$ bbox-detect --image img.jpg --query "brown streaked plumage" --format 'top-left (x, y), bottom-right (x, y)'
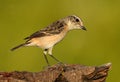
top-left (24, 20), bottom-right (66, 40)
top-left (11, 15), bottom-right (86, 66)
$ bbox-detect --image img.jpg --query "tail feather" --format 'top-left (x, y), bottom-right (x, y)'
top-left (11, 42), bottom-right (29, 51)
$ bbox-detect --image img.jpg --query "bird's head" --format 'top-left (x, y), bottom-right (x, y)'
top-left (64, 15), bottom-right (86, 31)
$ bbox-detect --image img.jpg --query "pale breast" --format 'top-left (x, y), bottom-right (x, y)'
top-left (29, 27), bottom-right (68, 49)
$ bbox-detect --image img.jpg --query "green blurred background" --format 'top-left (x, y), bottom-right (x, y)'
top-left (0, 0), bottom-right (120, 81)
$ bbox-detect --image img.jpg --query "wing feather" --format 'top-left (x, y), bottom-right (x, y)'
top-left (24, 20), bottom-right (66, 40)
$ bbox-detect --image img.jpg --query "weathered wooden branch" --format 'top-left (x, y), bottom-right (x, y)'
top-left (0, 63), bottom-right (111, 82)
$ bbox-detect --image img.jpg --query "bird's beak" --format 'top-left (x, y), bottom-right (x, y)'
top-left (81, 26), bottom-right (87, 31)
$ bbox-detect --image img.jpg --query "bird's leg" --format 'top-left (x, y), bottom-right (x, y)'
top-left (48, 47), bottom-right (63, 64)
top-left (49, 55), bottom-right (61, 63)
top-left (43, 49), bottom-right (50, 66)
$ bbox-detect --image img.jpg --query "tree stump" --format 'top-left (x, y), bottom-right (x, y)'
top-left (0, 63), bottom-right (111, 82)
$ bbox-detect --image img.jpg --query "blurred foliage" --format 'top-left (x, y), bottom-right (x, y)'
top-left (0, 0), bottom-right (120, 82)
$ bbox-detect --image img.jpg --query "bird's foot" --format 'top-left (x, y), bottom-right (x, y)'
top-left (57, 62), bottom-right (66, 67)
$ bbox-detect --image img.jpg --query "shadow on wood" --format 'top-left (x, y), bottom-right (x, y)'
top-left (0, 63), bottom-right (111, 82)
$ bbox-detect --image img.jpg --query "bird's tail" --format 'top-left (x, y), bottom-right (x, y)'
top-left (11, 42), bottom-right (30, 51)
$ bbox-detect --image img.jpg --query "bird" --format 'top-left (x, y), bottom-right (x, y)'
top-left (11, 15), bottom-right (86, 66)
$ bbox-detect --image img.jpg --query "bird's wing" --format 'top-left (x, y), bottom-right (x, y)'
top-left (24, 20), bottom-right (65, 40)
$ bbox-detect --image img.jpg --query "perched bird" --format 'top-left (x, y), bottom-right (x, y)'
top-left (11, 15), bottom-right (86, 66)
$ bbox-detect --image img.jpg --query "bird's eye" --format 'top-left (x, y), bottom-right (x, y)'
top-left (75, 18), bottom-right (79, 22)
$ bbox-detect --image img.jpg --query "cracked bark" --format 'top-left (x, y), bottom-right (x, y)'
top-left (0, 63), bottom-right (111, 82)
